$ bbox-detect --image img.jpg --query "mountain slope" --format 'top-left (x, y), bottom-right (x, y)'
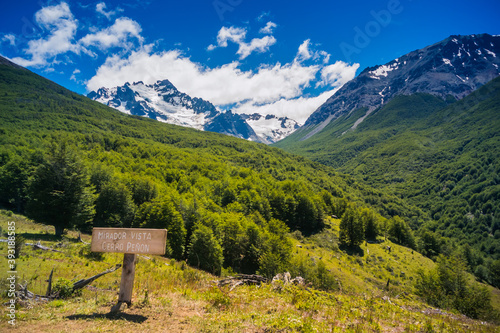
top-left (0, 54), bottom-right (427, 242)
top-left (2, 214), bottom-right (499, 332)
top-left (277, 75), bottom-right (500, 277)
top-left (274, 34), bottom-right (500, 281)
top-left (281, 34), bottom-right (500, 142)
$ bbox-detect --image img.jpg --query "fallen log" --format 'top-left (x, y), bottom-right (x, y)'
top-left (28, 241), bottom-right (63, 253)
top-left (214, 274), bottom-right (268, 291)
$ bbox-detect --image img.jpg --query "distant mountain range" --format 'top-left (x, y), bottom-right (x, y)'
top-left (88, 80), bottom-right (299, 143)
top-left (88, 34), bottom-right (499, 145)
top-left (286, 33), bottom-right (500, 141)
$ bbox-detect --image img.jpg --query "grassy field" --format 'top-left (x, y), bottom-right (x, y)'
top-left (1, 213), bottom-right (499, 332)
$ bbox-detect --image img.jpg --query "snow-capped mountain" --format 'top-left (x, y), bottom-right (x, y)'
top-left (88, 80), bottom-right (299, 143)
top-left (241, 114), bottom-right (300, 144)
top-left (296, 34), bottom-right (500, 140)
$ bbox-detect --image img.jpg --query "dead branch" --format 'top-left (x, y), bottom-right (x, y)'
top-left (72, 264), bottom-right (122, 291)
top-left (78, 233), bottom-right (89, 245)
top-left (18, 283), bottom-right (54, 302)
top-left (271, 272), bottom-right (307, 290)
top-left (46, 268), bottom-right (54, 296)
top-left (16, 264), bottom-right (122, 302)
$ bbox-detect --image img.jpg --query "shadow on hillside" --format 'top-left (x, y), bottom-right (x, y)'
top-left (66, 312), bottom-right (148, 323)
top-left (339, 245), bottom-right (365, 257)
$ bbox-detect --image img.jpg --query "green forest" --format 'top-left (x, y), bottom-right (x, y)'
top-left (0, 62), bottom-right (417, 275)
top-left (276, 79), bottom-right (500, 287)
top-left (0, 61), bottom-right (499, 321)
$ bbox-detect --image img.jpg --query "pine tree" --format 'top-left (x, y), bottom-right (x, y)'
top-left (26, 141), bottom-right (95, 236)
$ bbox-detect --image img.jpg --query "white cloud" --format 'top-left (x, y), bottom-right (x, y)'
top-left (87, 46), bottom-right (318, 105)
top-left (237, 35), bottom-right (276, 59)
top-left (320, 51), bottom-right (331, 64)
top-left (86, 41), bottom-right (358, 122)
top-left (2, 34), bottom-right (16, 46)
top-left (11, 2), bottom-right (80, 67)
top-left (232, 89), bottom-right (338, 124)
top-left (213, 25), bottom-right (276, 59)
top-left (70, 68), bottom-right (81, 81)
top-left (10, 2), bottom-right (142, 67)
top-left (217, 26), bottom-right (247, 47)
top-left (257, 12), bottom-right (270, 22)
top-left (296, 39), bottom-right (331, 64)
top-left (80, 17), bottom-right (143, 50)
top-left (297, 39), bottom-right (312, 61)
top-left (317, 61), bottom-right (360, 88)
top-left (259, 21), bottom-right (277, 34)
top-left (96, 2), bottom-right (119, 20)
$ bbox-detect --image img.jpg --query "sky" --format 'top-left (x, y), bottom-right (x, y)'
top-left (1, 0), bottom-right (499, 123)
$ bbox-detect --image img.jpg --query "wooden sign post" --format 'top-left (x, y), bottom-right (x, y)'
top-left (91, 227), bottom-right (167, 313)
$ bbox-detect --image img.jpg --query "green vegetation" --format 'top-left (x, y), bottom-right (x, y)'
top-left (1, 211), bottom-right (499, 331)
top-left (338, 203), bottom-right (365, 247)
top-left (276, 79), bottom-right (500, 286)
top-left (0, 61), bottom-right (499, 327)
top-left (0, 61), bottom-right (418, 279)
top-left (416, 255), bottom-right (493, 320)
top-left (26, 141), bottom-right (95, 236)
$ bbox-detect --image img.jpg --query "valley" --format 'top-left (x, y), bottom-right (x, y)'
top-left (0, 32), bottom-right (499, 331)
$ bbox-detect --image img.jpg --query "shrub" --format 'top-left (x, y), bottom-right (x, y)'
top-left (53, 278), bottom-right (82, 299)
top-left (78, 244), bottom-right (104, 261)
top-left (414, 255), bottom-right (493, 320)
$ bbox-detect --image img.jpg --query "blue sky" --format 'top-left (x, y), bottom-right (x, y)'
top-left (1, 0), bottom-right (499, 122)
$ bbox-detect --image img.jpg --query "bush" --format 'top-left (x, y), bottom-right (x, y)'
top-left (415, 255), bottom-right (493, 320)
top-left (289, 256), bottom-right (338, 291)
top-left (53, 278), bottom-right (82, 299)
top-left (78, 244), bottom-right (104, 261)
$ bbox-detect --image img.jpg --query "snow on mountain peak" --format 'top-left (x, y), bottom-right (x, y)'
top-left (88, 80), bottom-right (299, 143)
top-left (369, 62), bottom-right (399, 79)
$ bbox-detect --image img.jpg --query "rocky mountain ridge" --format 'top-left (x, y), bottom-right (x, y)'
top-left (88, 80), bottom-right (299, 143)
top-left (295, 33), bottom-right (500, 140)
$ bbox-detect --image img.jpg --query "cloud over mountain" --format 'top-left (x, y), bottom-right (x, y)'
top-left (5, 1), bottom-right (359, 123)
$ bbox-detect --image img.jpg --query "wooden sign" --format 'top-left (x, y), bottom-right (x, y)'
top-left (90, 227), bottom-right (167, 313)
top-left (91, 227), bottom-right (167, 255)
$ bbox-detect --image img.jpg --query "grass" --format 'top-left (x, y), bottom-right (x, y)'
top-left (291, 217), bottom-right (437, 295)
top-left (1, 213), bottom-right (499, 332)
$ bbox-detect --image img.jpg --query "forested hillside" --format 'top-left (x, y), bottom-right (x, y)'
top-left (276, 78), bottom-right (500, 285)
top-left (0, 59), bottom-right (424, 276)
